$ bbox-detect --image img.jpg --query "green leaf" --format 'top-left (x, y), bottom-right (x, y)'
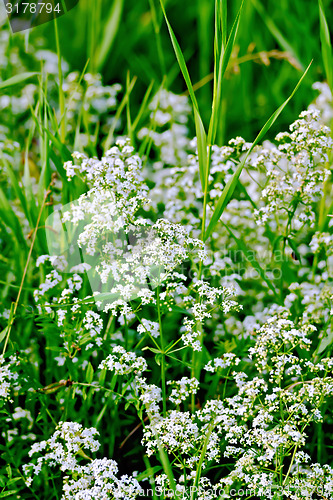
top-left (0, 188), bottom-right (26, 247)
top-left (86, 362), bottom-right (94, 384)
top-left (223, 223), bottom-right (280, 301)
top-left (98, 367), bottom-right (107, 387)
top-left (319, 0), bottom-right (333, 92)
top-left (208, 0), bottom-right (244, 146)
top-left (135, 465), bottom-right (161, 482)
top-left (204, 61), bottom-right (312, 241)
top-left (287, 238), bottom-right (302, 263)
top-left (142, 347), bottom-right (161, 354)
top-left (0, 326), bottom-right (8, 344)
top-left (160, 0), bottom-right (208, 190)
top-left (0, 491), bottom-right (19, 498)
top-left (96, 0), bottom-right (124, 71)
top-left (317, 330), bottom-right (333, 354)
top-left (0, 72), bottom-right (38, 90)
top-left (251, 0), bottom-right (303, 70)
top-left (154, 353), bottom-right (162, 366)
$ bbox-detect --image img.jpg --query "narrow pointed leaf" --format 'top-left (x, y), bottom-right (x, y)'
top-left (96, 0), bottom-right (124, 71)
top-left (204, 61), bottom-right (311, 241)
top-left (251, 0), bottom-right (303, 70)
top-left (223, 223), bottom-right (280, 300)
top-left (0, 72), bottom-right (38, 90)
top-left (319, 0), bottom-right (333, 91)
top-left (160, 0), bottom-right (207, 189)
top-left (208, 0), bottom-right (243, 146)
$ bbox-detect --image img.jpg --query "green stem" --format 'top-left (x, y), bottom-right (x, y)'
top-left (156, 287), bottom-right (166, 416)
top-left (54, 15), bottom-right (66, 143)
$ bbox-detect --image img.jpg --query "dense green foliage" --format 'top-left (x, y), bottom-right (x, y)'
top-left (1, 1), bottom-right (333, 499)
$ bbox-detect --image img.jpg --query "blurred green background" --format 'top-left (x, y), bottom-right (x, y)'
top-left (9, 0), bottom-right (333, 142)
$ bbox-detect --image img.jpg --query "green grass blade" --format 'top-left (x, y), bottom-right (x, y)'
top-left (160, 0), bottom-right (207, 189)
top-left (216, 0), bottom-right (227, 51)
top-left (204, 61), bottom-right (311, 241)
top-left (159, 0), bottom-right (198, 108)
top-left (54, 16), bottom-right (66, 143)
top-left (156, 442), bottom-right (177, 494)
top-left (223, 223), bottom-right (280, 300)
top-left (132, 80), bottom-right (154, 132)
top-left (319, 0), bottom-right (333, 91)
top-left (194, 110), bottom-right (208, 191)
top-left (251, 0), bottom-right (304, 71)
top-left (0, 188), bottom-right (27, 247)
top-left (0, 72), bottom-right (38, 90)
top-left (96, 0), bottom-right (124, 72)
top-left (104, 76), bottom-right (137, 151)
top-left (3, 159), bottom-right (32, 227)
top-left (208, 0), bottom-right (243, 146)
top-left (149, 0), bottom-right (166, 77)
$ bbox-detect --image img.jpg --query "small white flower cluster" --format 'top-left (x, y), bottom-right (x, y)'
top-left (53, 72), bottom-right (121, 150)
top-left (253, 109), bottom-right (332, 232)
top-left (83, 310), bottom-right (103, 337)
top-left (62, 457), bottom-right (143, 499)
top-left (63, 72), bottom-right (121, 123)
top-left (286, 280), bottom-right (333, 326)
top-left (135, 376), bottom-right (162, 416)
top-left (142, 410), bottom-right (200, 461)
top-left (23, 421), bottom-right (143, 499)
top-left (99, 345), bottom-right (147, 375)
top-left (142, 311), bottom-right (333, 496)
top-left (138, 89), bottom-right (191, 166)
top-left (155, 473), bottom-right (223, 500)
top-left (23, 421), bottom-right (100, 480)
top-left (180, 318), bottom-right (202, 351)
top-left (204, 353), bottom-right (240, 373)
top-left (0, 355), bottom-right (19, 402)
top-left (137, 318), bottom-right (160, 338)
top-left (248, 313), bottom-right (313, 372)
top-left (53, 139), bottom-right (209, 312)
top-left (310, 81), bottom-right (333, 125)
top-left (167, 377), bottom-right (199, 405)
top-left (310, 231), bottom-right (333, 256)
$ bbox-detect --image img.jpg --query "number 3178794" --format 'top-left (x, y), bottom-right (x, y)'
top-left (5, 3), bottom-right (62, 14)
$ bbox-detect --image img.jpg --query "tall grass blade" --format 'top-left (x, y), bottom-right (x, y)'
top-left (149, 0), bottom-right (166, 77)
top-left (54, 15), bottom-right (66, 142)
top-left (208, 0), bottom-right (243, 146)
top-left (104, 75), bottom-right (137, 151)
top-left (223, 223), bottom-right (280, 300)
top-left (204, 61), bottom-right (312, 241)
top-left (319, 0), bottom-right (333, 91)
top-left (96, 0), bottom-right (124, 72)
top-left (160, 0), bottom-right (208, 190)
top-left (251, 0), bottom-right (304, 71)
top-left (0, 72), bottom-right (38, 90)
top-left (0, 188), bottom-right (27, 247)
top-left (132, 80), bottom-right (154, 132)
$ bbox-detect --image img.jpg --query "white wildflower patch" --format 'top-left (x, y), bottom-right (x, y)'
top-left (252, 109), bottom-right (332, 233)
top-left (204, 353), bottom-right (241, 372)
top-left (137, 319), bottom-right (160, 338)
top-left (167, 377), bottom-right (199, 405)
top-left (0, 355), bottom-right (19, 401)
top-left (23, 422), bottom-right (143, 498)
top-left (99, 346), bottom-right (147, 375)
top-left (43, 139), bottom-right (208, 312)
top-left (3, 27), bottom-right (333, 499)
